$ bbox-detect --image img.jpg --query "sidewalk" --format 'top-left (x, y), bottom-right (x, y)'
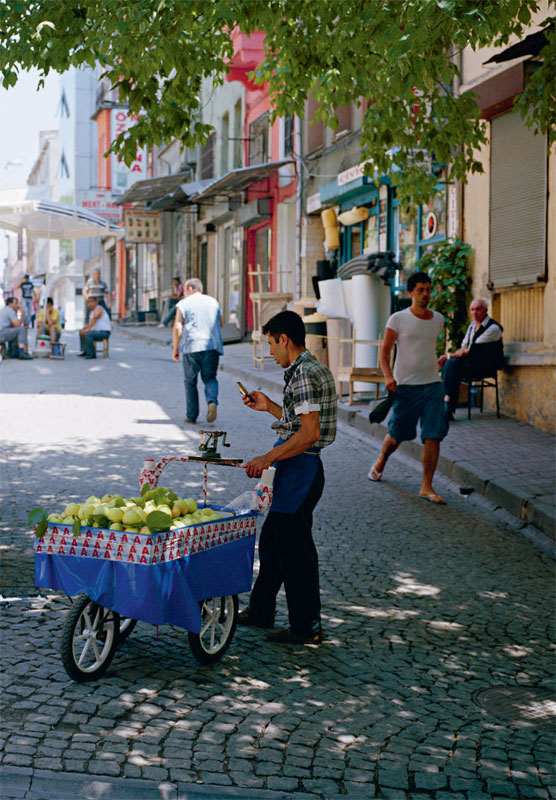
top-left (118, 323), bottom-right (555, 547)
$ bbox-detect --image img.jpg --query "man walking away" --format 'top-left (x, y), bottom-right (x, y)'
top-left (369, 271), bottom-right (448, 504)
top-left (172, 278), bottom-right (223, 424)
top-left (17, 274), bottom-right (34, 352)
top-left (83, 269), bottom-right (110, 323)
top-left (238, 310), bottom-right (337, 645)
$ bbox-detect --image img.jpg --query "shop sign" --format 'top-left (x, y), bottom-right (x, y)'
top-left (338, 159), bottom-right (374, 187)
top-left (447, 184), bottom-right (458, 239)
top-left (423, 211), bottom-right (438, 239)
top-left (306, 192), bottom-right (322, 214)
top-left (124, 210), bottom-right (162, 243)
top-left (111, 109), bottom-right (148, 197)
top-left (378, 184), bottom-right (388, 251)
top-left (76, 190), bottom-right (122, 223)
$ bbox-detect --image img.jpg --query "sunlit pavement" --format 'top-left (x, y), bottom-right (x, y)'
top-left (1, 329), bottom-right (554, 800)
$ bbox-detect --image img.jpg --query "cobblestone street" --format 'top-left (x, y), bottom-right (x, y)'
top-left (1, 331), bottom-right (554, 800)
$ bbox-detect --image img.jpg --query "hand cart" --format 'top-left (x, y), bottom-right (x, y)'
top-left (33, 431), bottom-right (273, 682)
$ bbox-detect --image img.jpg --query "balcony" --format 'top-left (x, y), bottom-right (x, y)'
top-left (225, 30), bottom-right (266, 91)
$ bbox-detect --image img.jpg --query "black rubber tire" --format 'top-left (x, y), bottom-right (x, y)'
top-left (61, 593), bottom-right (120, 682)
top-left (118, 617), bottom-right (138, 643)
top-left (188, 595), bottom-right (238, 664)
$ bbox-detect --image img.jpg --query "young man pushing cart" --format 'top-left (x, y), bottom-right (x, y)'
top-left (239, 310), bottom-right (337, 645)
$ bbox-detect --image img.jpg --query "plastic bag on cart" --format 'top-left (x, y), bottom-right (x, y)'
top-left (225, 467), bottom-right (275, 515)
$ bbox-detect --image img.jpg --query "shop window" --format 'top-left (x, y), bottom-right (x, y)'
top-left (363, 213), bottom-right (379, 255)
top-left (396, 207), bottom-right (418, 271)
top-left (200, 133), bottom-right (215, 179)
top-left (283, 115), bottom-right (295, 157)
top-left (333, 104), bottom-right (353, 139)
top-left (249, 112), bottom-right (269, 166)
top-left (220, 113), bottom-right (229, 175)
top-left (306, 93), bottom-right (325, 153)
top-left (420, 191), bottom-right (446, 242)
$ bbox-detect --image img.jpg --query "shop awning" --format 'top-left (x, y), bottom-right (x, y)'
top-left (150, 180), bottom-right (213, 211)
top-left (483, 25), bottom-right (551, 64)
top-left (0, 192), bottom-right (119, 239)
top-left (191, 161), bottom-right (294, 202)
top-left (115, 171), bottom-right (193, 205)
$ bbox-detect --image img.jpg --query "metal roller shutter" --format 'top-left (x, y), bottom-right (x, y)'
top-left (489, 111), bottom-right (547, 287)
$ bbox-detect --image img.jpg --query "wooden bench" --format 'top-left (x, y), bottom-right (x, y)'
top-left (337, 334), bottom-right (388, 405)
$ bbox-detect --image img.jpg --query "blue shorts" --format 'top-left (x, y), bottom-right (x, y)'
top-left (388, 383), bottom-right (448, 443)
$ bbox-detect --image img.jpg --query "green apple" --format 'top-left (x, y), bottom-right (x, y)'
top-left (122, 508), bottom-right (143, 526)
top-left (101, 494), bottom-right (113, 503)
top-left (106, 507), bottom-right (124, 523)
top-left (85, 496), bottom-right (100, 505)
top-left (110, 522), bottom-right (123, 531)
top-left (139, 525), bottom-right (152, 535)
top-left (186, 498), bottom-right (197, 514)
top-left (63, 503), bottom-right (81, 517)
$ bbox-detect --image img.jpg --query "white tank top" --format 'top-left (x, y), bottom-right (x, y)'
top-left (91, 307), bottom-right (112, 333)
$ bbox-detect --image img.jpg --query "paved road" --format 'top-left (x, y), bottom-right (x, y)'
top-left (1, 330), bottom-right (554, 800)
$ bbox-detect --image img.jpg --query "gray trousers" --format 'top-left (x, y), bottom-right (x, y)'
top-left (0, 327), bottom-right (25, 357)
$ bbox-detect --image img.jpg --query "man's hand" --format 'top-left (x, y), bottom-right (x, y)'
top-left (172, 349), bottom-right (180, 362)
top-left (437, 354), bottom-right (448, 367)
top-left (242, 390), bottom-right (270, 412)
top-left (243, 453), bottom-right (275, 479)
top-left (385, 376), bottom-right (397, 393)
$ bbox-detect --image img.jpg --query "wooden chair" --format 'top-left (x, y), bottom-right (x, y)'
top-left (337, 333), bottom-right (387, 405)
top-left (248, 266), bottom-right (293, 369)
top-left (95, 337), bottom-right (110, 358)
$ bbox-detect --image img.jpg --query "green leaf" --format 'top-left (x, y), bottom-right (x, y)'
top-left (28, 508), bottom-right (47, 526)
top-left (72, 518), bottom-right (82, 538)
top-left (146, 510), bottom-right (172, 532)
top-left (35, 519), bottom-right (48, 538)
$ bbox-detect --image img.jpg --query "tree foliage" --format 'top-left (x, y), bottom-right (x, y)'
top-left (416, 239), bottom-right (473, 353)
top-left (1, 0), bottom-right (554, 204)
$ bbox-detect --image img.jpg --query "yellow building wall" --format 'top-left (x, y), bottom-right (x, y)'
top-left (460, 6), bottom-right (555, 434)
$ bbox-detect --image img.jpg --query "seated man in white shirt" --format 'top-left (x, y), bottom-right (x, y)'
top-left (438, 298), bottom-right (503, 420)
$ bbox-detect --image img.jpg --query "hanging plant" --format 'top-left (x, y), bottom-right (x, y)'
top-left (415, 239), bottom-right (473, 355)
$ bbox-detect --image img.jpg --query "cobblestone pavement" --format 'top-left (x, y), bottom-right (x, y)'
top-left (1, 330), bottom-right (555, 800)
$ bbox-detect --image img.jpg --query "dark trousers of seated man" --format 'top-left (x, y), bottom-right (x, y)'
top-left (442, 355), bottom-right (477, 413)
top-left (80, 330), bottom-right (109, 358)
top-left (249, 460), bottom-right (324, 636)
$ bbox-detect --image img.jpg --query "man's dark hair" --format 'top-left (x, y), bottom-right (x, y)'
top-left (173, 276), bottom-right (181, 282)
top-left (407, 271), bottom-right (431, 292)
top-left (263, 310), bottom-right (306, 346)
top-left (47, 297), bottom-right (54, 305)
top-left (6, 296), bottom-right (16, 306)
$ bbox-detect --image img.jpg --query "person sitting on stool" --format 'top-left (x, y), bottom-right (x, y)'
top-left (438, 298), bottom-right (503, 420)
top-left (36, 297), bottom-right (62, 344)
top-left (79, 297), bottom-right (111, 359)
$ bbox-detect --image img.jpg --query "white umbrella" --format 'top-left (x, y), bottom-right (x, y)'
top-left (0, 192), bottom-right (118, 239)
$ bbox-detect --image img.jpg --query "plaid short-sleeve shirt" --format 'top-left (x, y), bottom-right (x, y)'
top-left (271, 349), bottom-right (337, 449)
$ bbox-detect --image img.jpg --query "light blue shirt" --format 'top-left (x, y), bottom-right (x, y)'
top-left (177, 292), bottom-right (223, 355)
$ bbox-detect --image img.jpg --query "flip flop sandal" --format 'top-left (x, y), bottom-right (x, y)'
top-left (368, 465), bottom-right (383, 482)
top-left (419, 493), bottom-right (446, 505)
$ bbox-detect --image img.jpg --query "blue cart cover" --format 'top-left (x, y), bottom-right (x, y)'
top-left (34, 510), bottom-right (256, 634)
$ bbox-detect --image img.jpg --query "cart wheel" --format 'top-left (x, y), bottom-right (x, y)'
top-left (118, 617), bottom-right (138, 643)
top-left (61, 593), bottom-right (120, 682)
top-left (188, 595), bottom-right (238, 664)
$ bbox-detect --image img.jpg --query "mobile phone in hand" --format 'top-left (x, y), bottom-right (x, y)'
top-left (237, 381), bottom-right (254, 402)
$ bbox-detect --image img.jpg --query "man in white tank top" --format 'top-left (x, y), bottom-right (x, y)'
top-left (79, 297), bottom-right (112, 359)
top-left (369, 271), bottom-right (449, 504)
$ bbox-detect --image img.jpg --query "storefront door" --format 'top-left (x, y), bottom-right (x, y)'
top-left (246, 222), bottom-right (271, 330)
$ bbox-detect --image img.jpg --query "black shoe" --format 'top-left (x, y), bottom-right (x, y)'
top-left (85, 355), bottom-right (96, 359)
top-left (77, 352), bottom-right (87, 357)
top-left (19, 352), bottom-right (34, 360)
top-left (237, 609), bottom-right (274, 629)
top-left (267, 628), bottom-right (325, 645)
top-left (444, 403), bottom-right (455, 421)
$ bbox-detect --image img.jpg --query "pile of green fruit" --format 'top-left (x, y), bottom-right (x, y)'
top-left (29, 485), bottom-right (225, 538)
